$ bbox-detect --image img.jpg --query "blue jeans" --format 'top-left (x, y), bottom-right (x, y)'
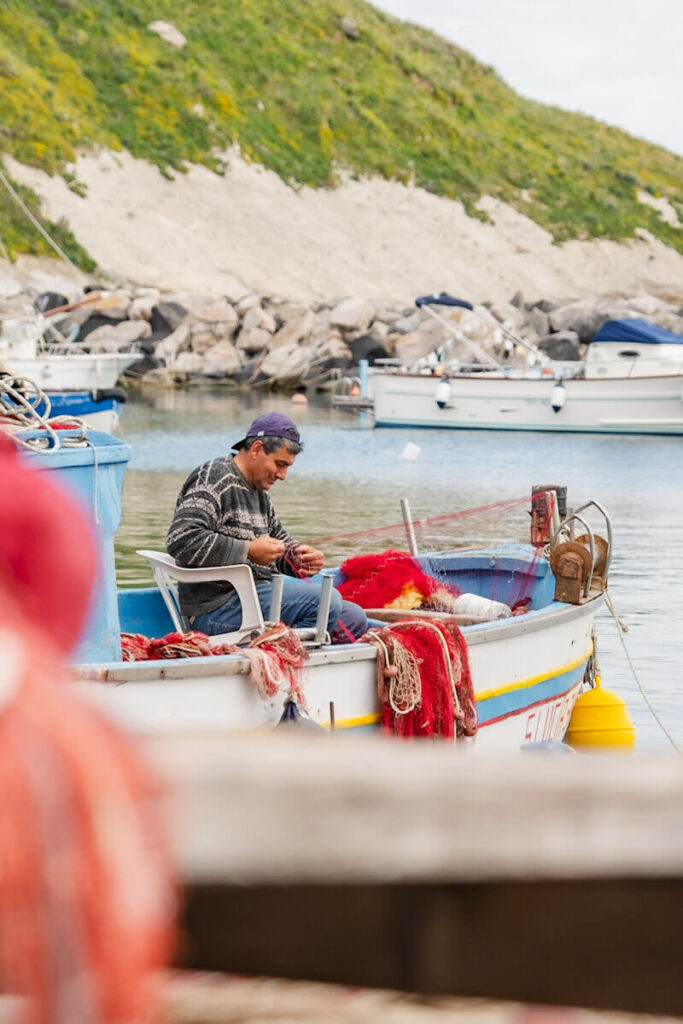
top-left (191, 576), bottom-right (368, 644)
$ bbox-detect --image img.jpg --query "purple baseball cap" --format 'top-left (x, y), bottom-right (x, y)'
top-left (232, 412), bottom-right (302, 451)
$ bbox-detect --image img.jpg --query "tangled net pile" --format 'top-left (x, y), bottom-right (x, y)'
top-left (122, 624), bottom-right (308, 706)
top-left (364, 619), bottom-right (477, 740)
top-left (336, 549), bottom-right (460, 611)
top-left (121, 630), bottom-right (236, 660)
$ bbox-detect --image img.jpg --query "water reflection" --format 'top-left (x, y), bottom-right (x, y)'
top-left (116, 388), bottom-right (683, 752)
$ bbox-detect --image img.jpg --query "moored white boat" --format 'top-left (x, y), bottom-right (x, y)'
top-left (0, 307), bottom-right (136, 431)
top-left (370, 367), bottom-right (683, 435)
top-left (342, 295), bottom-right (683, 435)
top-left (18, 427), bottom-right (608, 751)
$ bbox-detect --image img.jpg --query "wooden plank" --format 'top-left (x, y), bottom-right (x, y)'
top-left (149, 734), bottom-right (683, 884)
top-left (145, 734), bottom-right (683, 1013)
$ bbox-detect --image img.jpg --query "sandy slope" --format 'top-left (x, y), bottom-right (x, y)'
top-left (4, 149), bottom-right (683, 305)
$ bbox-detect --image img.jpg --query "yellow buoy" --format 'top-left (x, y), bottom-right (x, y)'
top-left (567, 676), bottom-right (636, 751)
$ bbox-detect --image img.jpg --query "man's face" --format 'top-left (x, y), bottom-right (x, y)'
top-left (248, 442), bottom-right (296, 490)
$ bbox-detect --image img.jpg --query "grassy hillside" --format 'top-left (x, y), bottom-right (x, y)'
top-left (1, 0), bottom-right (682, 269)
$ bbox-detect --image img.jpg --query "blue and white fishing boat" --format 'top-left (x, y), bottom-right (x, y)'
top-left (21, 428), bottom-right (610, 751)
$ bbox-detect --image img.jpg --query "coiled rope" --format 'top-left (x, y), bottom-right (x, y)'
top-left (0, 373), bottom-right (100, 520)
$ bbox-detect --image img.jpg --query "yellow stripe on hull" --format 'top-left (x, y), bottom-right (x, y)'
top-left (323, 712), bottom-right (382, 730)
top-left (475, 641), bottom-right (593, 702)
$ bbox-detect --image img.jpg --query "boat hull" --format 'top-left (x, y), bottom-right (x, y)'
top-left (78, 595), bottom-right (601, 752)
top-left (370, 371), bottom-right (683, 435)
top-left (5, 352), bottom-right (138, 391)
top-left (47, 390), bottom-right (123, 433)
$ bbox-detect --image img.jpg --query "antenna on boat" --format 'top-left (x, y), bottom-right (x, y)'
top-left (400, 498), bottom-right (419, 556)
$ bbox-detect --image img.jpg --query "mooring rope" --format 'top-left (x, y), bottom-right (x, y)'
top-left (604, 592), bottom-right (682, 756)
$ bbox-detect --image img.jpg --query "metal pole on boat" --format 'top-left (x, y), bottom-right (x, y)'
top-left (358, 359), bottom-right (369, 429)
top-left (400, 498), bottom-right (419, 556)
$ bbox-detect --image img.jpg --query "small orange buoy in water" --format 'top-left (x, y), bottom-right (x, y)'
top-left (349, 383), bottom-right (360, 397)
top-left (291, 387), bottom-right (308, 405)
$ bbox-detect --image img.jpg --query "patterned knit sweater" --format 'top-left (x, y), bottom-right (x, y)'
top-left (166, 456), bottom-right (296, 616)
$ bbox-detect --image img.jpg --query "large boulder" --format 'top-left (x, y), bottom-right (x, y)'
top-left (241, 304), bottom-right (265, 331)
top-left (350, 334), bottom-right (388, 365)
top-left (522, 308), bottom-right (550, 338)
top-left (202, 340), bottom-right (243, 377)
top-left (538, 331), bottom-right (581, 361)
top-left (393, 331), bottom-right (434, 364)
top-left (270, 310), bottom-right (315, 348)
top-left (194, 299), bottom-right (239, 330)
top-left (237, 327), bottom-right (271, 354)
top-left (417, 317), bottom-right (450, 352)
top-left (260, 341), bottom-right (311, 382)
top-left (190, 327), bottom-right (224, 355)
top-left (549, 300), bottom-right (639, 341)
top-left (155, 322), bottom-right (191, 362)
top-left (330, 298), bottom-right (374, 333)
top-left (86, 319), bottom-right (152, 351)
top-left (174, 351), bottom-right (206, 374)
top-left (391, 312), bottom-right (421, 335)
top-left (622, 295), bottom-right (666, 316)
top-left (128, 292), bottom-right (160, 321)
top-left (315, 336), bottom-right (353, 361)
top-left (152, 299), bottom-right (189, 332)
top-left (650, 311), bottom-right (683, 336)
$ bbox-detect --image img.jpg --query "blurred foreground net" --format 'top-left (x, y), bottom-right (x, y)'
top-left (0, 433), bottom-right (175, 1023)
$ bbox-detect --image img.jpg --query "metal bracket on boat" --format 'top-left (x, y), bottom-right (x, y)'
top-left (268, 572), bottom-right (332, 646)
top-left (270, 574), bottom-right (284, 624)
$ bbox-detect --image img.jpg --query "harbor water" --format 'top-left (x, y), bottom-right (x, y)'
top-left (115, 388), bottom-right (683, 753)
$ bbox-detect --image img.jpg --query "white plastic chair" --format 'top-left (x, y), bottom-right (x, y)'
top-left (136, 549), bottom-right (275, 646)
top-left (136, 550), bottom-right (333, 647)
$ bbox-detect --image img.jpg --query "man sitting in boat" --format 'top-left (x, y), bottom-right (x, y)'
top-left (166, 411), bottom-right (368, 643)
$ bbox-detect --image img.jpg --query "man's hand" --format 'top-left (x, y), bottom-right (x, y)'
top-left (248, 535), bottom-right (286, 565)
top-left (294, 544), bottom-right (324, 577)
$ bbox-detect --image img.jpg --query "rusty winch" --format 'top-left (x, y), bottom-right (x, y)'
top-left (550, 533), bottom-right (609, 604)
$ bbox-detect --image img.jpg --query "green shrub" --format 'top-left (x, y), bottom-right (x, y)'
top-left (0, 0), bottom-right (681, 264)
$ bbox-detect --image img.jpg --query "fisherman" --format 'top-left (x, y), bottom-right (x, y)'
top-left (166, 411), bottom-right (368, 642)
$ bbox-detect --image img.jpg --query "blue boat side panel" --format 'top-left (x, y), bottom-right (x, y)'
top-left (48, 392), bottom-right (121, 418)
top-left (477, 660), bottom-right (587, 725)
top-left (22, 430), bottom-right (131, 663)
top-left (118, 588), bottom-right (176, 637)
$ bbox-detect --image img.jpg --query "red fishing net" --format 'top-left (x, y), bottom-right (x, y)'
top-left (364, 619), bottom-right (477, 740)
top-left (336, 550), bottom-right (457, 609)
top-left (121, 630), bottom-right (237, 660)
top-left (121, 625), bottom-right (308, 707)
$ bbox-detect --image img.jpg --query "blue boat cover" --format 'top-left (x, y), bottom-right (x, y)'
top-left (591, 318), bottom-right (683, 346)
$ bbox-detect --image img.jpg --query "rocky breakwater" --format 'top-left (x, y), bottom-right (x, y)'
top-left (3, 283), bottom-right (683, 389)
